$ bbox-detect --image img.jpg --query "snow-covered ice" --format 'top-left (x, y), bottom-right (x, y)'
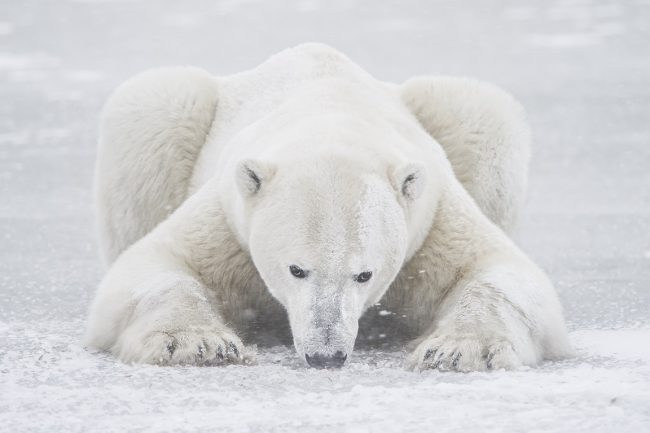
top-left (1, 0), bottom-right (649, 432)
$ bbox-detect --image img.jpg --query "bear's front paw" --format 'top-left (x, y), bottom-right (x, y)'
top-left (408, 333), bottom-right (522, 372)
top-left (118, 327), bottom-right (249, 366)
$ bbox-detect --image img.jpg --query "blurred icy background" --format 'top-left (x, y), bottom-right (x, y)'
top-left (0, 0), bottom-right (649, 432)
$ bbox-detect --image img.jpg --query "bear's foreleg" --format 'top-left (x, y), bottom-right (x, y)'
top-left (115, 275), bottom-right (244, 366)
top-left (85, 241), bottom-right (247, 366)
top-left (85, 183), bottom-right (250, 366)
top-left (408, 263), bottom-right (569, 372)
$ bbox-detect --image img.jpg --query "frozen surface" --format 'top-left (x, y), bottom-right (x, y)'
top-left (1, 0), bottom-right (649, 432)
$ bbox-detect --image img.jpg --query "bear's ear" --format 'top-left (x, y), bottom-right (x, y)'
top-left (236, 159), bottom-right (276, 197)
top-left (390, 161), bottom-right (427, 202)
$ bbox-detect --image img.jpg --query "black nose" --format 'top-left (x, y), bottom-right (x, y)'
top-left (305, 351), bottom-right (347, 369)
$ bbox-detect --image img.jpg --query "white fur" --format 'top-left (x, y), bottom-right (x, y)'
top-left (85, 43), bottom-right (572, 370)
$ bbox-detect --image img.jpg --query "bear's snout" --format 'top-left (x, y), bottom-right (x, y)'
top-left (305, 351), bottom-right (347, 369)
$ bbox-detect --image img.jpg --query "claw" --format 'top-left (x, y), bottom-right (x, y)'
top-left (424, 348), bottom-right (437, 361)
top-left (216, 345), bottom-right (225, 362)
top-left (451, 352), bottom-right (462, 369)
top-left (166, 338), bottom-right (177, 357)
top-left (486, 352), bottom-right (495, 370)
top-left (431, 351), bottom-right (444, 369)
top-left (197, 340), bottom-right (206, 359)
top-left (228, 341), bottom-right (240, 359)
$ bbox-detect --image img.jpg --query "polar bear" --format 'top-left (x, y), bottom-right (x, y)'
top-left (85, 43), bottom-right (572, 370)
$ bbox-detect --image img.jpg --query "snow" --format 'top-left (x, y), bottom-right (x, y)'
top-left (2, 321), bottom-right (650, 432)
top-left (1, 0), bottom-right (649, 432)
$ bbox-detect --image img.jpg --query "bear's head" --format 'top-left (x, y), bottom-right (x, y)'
top-left (231, 119), bottom-right (437, 368)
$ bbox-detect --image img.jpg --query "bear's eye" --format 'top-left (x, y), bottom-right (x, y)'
top-left (354, 271), bottom-right (373, 283)
top-left (289, 265), bottom-right (308, 279)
